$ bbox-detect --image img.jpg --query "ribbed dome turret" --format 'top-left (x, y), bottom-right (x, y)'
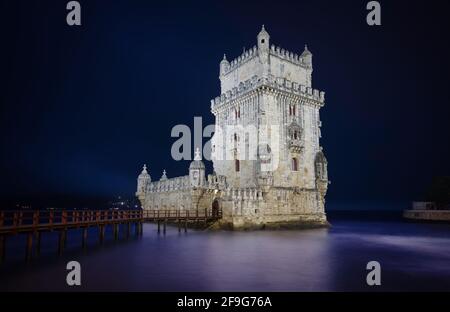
top-left (189, 147), bottom-right (205, 170)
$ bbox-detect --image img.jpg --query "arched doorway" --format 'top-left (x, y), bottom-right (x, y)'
top-left (212, 199), bottom-right (220, 218)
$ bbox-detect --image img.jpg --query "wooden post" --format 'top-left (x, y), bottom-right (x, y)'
top-left (99, 225), bottom-right (105, 244)
top-left (35, 232), bottom-right (41, 257)
top-left (114, 224), bottom-right (119, 240)
top-left (19, 212), bottom-right (23, 226)
top-left (185, 211), bottom-right (188, 232)
top-left (13, 212), bottom-right (18, 227)
top-left (0, 235), bottom-right (5, 264)
top-left (178, 211), bottom-right (181, 233)
top-left (49, 211), bottom-right (54, 230)
top-left (163, 211), bottom-right (167, 234)
top-left (82, 227), bottom-right (88, 248)
top-left (33, 211), bottom-right (39, 228)
top-left (25, 232), bottom-right (33, 261)
top-left (58, 230), bottom-right (64, 255)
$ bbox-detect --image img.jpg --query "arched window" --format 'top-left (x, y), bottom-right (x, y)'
top-left (235, 159), bottom-right (240, 172)
top-left (291, 157), bottom-right (298, 171)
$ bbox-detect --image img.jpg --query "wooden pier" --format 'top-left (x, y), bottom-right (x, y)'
top-left (0, 208), bottom-right (222, 263)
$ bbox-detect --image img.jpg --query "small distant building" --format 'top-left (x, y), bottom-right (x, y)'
top-left (404, 201), bottom-right (450, 221)
top-left (411, 202), bottom-right (436, 210)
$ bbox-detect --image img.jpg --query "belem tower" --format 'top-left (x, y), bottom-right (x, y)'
top-left (136, 26), bottom-right (329, 229)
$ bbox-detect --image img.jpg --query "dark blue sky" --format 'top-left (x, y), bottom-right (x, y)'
top-left (1, 0), bottom-right (449, 208)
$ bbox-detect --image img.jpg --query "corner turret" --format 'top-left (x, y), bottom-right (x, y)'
top-left (220, 54), bottom-right (230, 77)
top-left (136, 164), bottom-right (151, 204)
top-left (257, 25), bottom-right (270, 51)
top-left (189, 147), bottom-right (206, 187)
top-left (257, 25), bottom-right (270, 76)
top-left (301, 44), bottom-right (313, 69)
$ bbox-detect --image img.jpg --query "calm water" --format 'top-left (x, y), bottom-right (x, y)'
top-left (1, 213), bottom-right (450, 291)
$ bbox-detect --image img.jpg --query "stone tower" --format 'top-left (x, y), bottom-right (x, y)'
top-left (137, 26), bottom-right (329, 229)
top-left (210, 25), bottom-right (329, 228)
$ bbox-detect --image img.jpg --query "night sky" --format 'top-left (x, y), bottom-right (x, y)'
top-left (1, 0), bottom-right (449, 209)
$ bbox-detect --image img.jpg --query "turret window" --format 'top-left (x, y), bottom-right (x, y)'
top-left (289, 105), bottom-right (296, 116)
top-left (291, 158), bottom-right (298, 171)
top-left (235, 159), bottom-right (240, 172)
top-left (234, 108), bottom-right (240, 119)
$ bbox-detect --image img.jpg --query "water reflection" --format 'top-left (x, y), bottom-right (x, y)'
top-left (1, 218), bottom-right (449, 291)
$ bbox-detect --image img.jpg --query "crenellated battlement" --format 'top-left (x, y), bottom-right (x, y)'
top-left (146, 174), bottom-right (228, 193)
top-left (147, 175), bottom-right (191, 193)
top-left (224, 45), bottom-right (259, 75)
top-left (221, 44), bottom-right (310, 77)
top-left (269, 44), bottom-right (310, 68)
top-left (211, 74), bottom-right (325, 111)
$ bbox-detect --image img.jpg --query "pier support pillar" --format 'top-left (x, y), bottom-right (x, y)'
top-left (113, 224), bottom-right (119, 240)
top-left (163, 219), bottom-right (167, 234)
top-left (58, 230), bottom-right (65, 256)
top-left (99, 225), bottom-right (105, 244)
top-left (82, 227), bottom-right (88, 248)
top-left (25, 232), bottom-right (33, 262)
top-left (35, 232), bottom-right (41, 257)
top-left (126, 223), bottom-right (130, 239)
top-left (0, 235), bottom-right (5, 264)
top-left (63, 229), bottom-right (67, 248)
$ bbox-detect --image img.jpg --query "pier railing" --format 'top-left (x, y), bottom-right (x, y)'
top-left (0, 208), bottom-right (222, 263)
top-left (142, 208), bottom-right (222, 221)
top-left (0, 209), bottom-right (143, 234)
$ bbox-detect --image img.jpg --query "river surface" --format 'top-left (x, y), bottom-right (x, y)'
top-left (1, 212), bottom-right (450, 291)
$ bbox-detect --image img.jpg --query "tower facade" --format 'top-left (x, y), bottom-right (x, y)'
top-left (210, 26), bottom-right (329, 228)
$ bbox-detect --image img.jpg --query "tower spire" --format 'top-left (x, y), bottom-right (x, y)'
top-left (194, 147), bottom-right (201, 161)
